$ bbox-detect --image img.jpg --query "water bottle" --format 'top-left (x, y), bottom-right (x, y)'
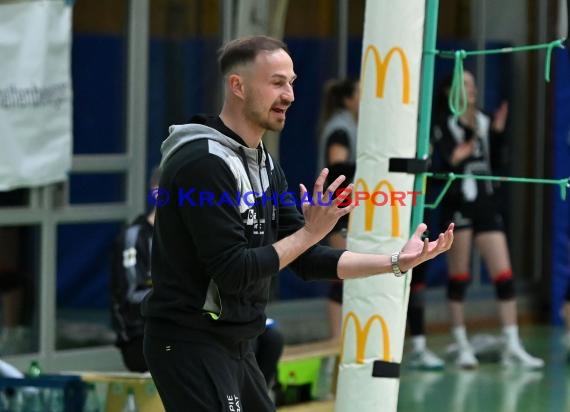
top-left (0, 389), bottom-right (10, 412)
top-left (22, 389), bottom-right (43, 412)
top-left (46, 388), bottom-right (65, 412)
top-left (7, 388), bottom-right (24, 412)
top-left (122, 388), bottom-right (139, 412)
top-left (83, 383), bottom-right (101, 412)
top-left (21, 360), bottom-right (44, 411)
top-left (27, 360), bottom-right (41, 377)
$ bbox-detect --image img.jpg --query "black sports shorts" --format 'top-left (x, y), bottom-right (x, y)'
top-left (441, 194), bottom-right (504, 235)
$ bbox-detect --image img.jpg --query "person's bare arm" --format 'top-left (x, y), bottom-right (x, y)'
top-left (337, 223), bottom-right (454, 279)
top-left (272, 167), bottom-right (454, 277)
top-left (450, 140), bottom-right (476, 166)
top-left (492, 101), bottom-right (509, 133)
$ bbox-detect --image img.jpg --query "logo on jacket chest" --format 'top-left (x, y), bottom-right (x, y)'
top-left (242, 206), bottom-right (277, 236)
top-left (244, 208), bottom-right (265, 235)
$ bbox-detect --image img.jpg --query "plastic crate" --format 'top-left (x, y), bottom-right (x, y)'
top-left (0, 374), bottom-right (86, 412)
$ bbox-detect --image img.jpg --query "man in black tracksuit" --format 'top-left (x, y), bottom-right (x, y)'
top-left (141, 36), bottom-right (454, 412)
top-left (112, 168), bottom-right (285, 383)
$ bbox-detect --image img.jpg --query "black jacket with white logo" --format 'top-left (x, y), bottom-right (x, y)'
top-left (142, 116), bottom-right (343, 345)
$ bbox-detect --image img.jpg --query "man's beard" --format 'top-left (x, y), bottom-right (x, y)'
top-left (247, 106), bottom-right (285, 132)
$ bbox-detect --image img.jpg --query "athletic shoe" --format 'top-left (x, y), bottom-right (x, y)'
top-left (455, 346), bottom-right (479, 369)
top-left (501, 345), bottom-right (544, 369)
top-left (408, 348), bottom-right (445, 370)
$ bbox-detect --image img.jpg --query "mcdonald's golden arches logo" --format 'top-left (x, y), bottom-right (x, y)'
top-left (349, 178), bottom-right (400, 237)
top-left (340, 311), bottom-right (391, 364)
top-left (361, 44), bottom-right (411, 104)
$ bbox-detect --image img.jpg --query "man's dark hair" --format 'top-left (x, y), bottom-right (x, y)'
top-left (218, 36), bottom-right (289, 75)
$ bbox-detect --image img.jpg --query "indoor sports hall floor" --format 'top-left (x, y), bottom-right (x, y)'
top-left (279, 325), bottom-right (569, 412)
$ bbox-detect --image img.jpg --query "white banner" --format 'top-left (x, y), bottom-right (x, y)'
top-left (335, 1), bottom-right (426, 411)
top-left (0, 0), bottom-right (72, 191)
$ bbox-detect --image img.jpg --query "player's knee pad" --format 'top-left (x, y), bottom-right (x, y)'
top-left (494, 269), bottom-right (515, 300)
top-left (409, 284), bottom-right (425, 308)
top-left (447, 273), bottom-right (470, 301)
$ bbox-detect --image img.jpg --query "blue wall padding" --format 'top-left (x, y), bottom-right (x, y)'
top-left (72, 35), bottom-right (126, 154)
top-left (57, 223), bottom-right (121, 307)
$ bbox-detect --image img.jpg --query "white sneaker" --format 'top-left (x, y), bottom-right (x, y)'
top-left (455, 346), bottom-right (479, 369)
top-left (501, 345), bottom-right (544, 369)
top-left (408, 348), bottom-right (445, 370)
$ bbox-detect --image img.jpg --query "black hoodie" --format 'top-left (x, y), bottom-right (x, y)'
top-left (142, 116), bottom-right (344, 347)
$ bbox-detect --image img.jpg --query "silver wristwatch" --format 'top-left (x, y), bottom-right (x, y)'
top-left (391, 252), bottom-right (407, 277)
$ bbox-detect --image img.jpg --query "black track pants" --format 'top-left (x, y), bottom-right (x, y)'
top-left (144, 334), bottom-right (275, 412)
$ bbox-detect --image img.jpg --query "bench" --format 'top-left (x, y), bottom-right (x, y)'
top-left (281, 339), bottom-right (340, 362)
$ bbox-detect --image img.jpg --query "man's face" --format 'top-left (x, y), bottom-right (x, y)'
top-left (241, 49), bottom-right (296, 132)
